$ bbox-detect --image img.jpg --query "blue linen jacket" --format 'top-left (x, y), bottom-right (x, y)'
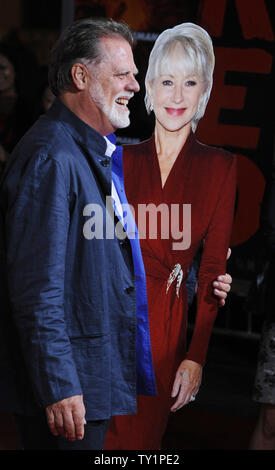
top-left (0, 99), bottom-right (138, 420)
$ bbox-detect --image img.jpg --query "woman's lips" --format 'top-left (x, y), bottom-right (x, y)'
top-left (165, 107), bottom-right (186, 116)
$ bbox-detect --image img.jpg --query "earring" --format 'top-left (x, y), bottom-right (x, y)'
top-left (150, 103), bottom-right (153, 112)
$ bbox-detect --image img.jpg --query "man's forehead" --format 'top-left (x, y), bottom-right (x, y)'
top-left (98, 36), bottom-right (137, 73)
top-left (99, 35), bottom-right (131, 55)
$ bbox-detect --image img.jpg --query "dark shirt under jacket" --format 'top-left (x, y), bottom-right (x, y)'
top-left (0, 98), bottom-right (137, 420)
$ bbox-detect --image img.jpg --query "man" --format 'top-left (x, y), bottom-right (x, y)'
top-left (0, 18), bottom-right (231, 450)
top-left (0, 17), bottom-right (143, 451)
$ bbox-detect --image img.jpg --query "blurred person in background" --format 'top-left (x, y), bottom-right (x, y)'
top-left (250, 138), bottom-right (275, 450)
top-left (0, 43), bottom-right (35, 174)
top-left (31, 67), bottom-right (55, 121)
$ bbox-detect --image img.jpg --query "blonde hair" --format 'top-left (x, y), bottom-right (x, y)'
top-left (145, 23), bottom-right (215, 131)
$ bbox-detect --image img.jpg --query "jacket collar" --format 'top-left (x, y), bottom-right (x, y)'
top-left (47, 98), bottom-right (108, 156)
top-left (47, 99), bottom-right (121, 195)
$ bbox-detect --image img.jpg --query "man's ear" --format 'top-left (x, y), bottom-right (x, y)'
top-left (71, 62), bottom-right (89, 91)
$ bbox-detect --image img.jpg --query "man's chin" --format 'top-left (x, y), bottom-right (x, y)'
top-left (110, 116), bottom-right (130, 129)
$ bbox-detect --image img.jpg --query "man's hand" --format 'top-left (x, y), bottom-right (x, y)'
top-left (46, 395), bottom-right (86, 441)
top-left (213, 248), bottom-right (232, 307)
top-left (213, 273), bottom-right (232, 307)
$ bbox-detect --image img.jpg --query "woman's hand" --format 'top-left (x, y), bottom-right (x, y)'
top-left (170, 359), bottom-right (202, 412)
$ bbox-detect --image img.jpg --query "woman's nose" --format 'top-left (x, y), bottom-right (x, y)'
top-left (172, 85), bottom-right (183, 103)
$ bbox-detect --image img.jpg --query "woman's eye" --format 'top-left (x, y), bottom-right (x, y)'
top-left (186, 80), bottom-right (197, 86)
top-left (162, 80), bottom-right (173, 86)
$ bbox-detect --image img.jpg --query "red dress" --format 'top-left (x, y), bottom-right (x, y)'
top-left (104, 132), bottom-right (236, 449)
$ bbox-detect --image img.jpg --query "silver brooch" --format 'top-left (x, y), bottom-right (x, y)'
top-left (166, 263), bottom-right (183, 298)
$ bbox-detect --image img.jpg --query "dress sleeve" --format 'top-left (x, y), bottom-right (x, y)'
top-left (5, 153), bottom-right (83, 408)
top-left (186, 154), bottom-right (237, 365)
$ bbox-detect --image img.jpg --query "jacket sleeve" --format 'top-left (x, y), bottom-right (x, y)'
top-left (186, 154), bottom-right (237, 365)
top-left (5, 153), bottom-right (83, 408)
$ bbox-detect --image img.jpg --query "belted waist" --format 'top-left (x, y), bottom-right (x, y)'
top-left (142, 254), bottom-right (186, 298)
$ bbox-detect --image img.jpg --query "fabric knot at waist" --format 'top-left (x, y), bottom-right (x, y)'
top-left (142, 253), bottom-right (185, 298)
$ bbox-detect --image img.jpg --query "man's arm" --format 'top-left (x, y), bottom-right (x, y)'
top-left (5, 153), bottom-right (84, 440)
top-left (213, 248), bottom-right (232, 307)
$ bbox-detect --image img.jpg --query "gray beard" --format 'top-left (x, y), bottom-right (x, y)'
top-left (90, 82), bottom-right (130, 129)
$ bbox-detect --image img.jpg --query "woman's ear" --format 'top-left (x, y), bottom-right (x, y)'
top-left (71, 62), bottom-right (89, 91)
top-left (146, 80), bottom-right (154, 111)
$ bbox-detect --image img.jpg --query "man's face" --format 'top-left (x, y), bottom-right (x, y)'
top-left (0, 54), bottom-right (15, 93)
top-left (88, 36), bottom-right (140, 133)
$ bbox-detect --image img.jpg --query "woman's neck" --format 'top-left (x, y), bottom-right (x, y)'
top-left (154, 123), bottom-right (192, 188)
top-left (154, 123), bottom-right (191, 159)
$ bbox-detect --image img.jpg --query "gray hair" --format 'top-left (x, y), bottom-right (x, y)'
top-left (48, 17), bottom-right (134, 96)
top-left (145, 22), bottom-right (215, 131)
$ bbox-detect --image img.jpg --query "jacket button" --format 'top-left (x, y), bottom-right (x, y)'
top-left (124, 286), bottom-right (135, 294)
top-left (99, 158), bottom-right (110, 167)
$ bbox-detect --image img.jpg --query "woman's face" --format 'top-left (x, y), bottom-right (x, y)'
top-left (0, 54), bottom-right (15, 93)
top-left (148, 57), bottom-right (205, 134)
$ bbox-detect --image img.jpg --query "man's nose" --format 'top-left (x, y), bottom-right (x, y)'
top-left (127, 74), bottom-right (140, 93)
